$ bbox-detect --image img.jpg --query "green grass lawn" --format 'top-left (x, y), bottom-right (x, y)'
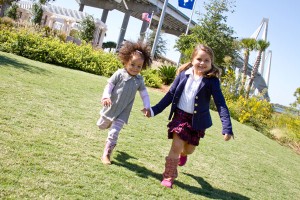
top-left (1, 51), bottom-right (300, 200)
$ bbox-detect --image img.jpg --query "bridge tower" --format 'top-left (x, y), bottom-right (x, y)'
top-left (264, 50), bottom-right (272, 87)
top-left (250, 18), bottom-right (272, 87)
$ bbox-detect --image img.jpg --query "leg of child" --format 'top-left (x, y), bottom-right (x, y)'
top-left (101, 118), bottom-right (124, 165)
top-left (106, 118), bottom-right (124, 145)
top-left (161, 133), bottom-right (184, 188)
top-left (168, 133), bottom-right (185, 158)
top-left (178, 143), bottom-right (196, 166)
top-left (182, 143), bottom-right (196, 155)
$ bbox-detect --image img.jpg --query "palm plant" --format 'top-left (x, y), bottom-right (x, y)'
top-left (158, 65), bottom-right (177, 85)
top-left (239, 38), bottom-right (257, 96)
top-left (245, 39), bottom-right (270, 98)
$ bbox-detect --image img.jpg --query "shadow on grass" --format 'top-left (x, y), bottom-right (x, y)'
top-left (114, 151), bottom-right (249, 200)
top-left (179, 173), bottom-right (250, 200)
top-left (0, 54), bottom-right (50, 75)
top-left (113, 150), bottom-right (161, 180)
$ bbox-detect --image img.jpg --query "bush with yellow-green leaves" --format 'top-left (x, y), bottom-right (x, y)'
top-left (0, 23), bottom-right (121, 77)
top-left (227, 95), bottom-right (273, 131)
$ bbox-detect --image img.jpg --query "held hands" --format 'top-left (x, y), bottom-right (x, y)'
top-left (141, 108), bottom-right (151, 117)
top-left (101, 98), bottom-right (112, 107)
top-left (224, 134), bottom-right (232, 141)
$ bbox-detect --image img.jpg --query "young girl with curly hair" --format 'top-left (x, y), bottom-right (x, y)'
top-left (97, 41), bottom-right (152, 165)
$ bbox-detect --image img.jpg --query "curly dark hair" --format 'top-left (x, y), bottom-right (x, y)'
top-left (118, 41), bottom-right (152, 70)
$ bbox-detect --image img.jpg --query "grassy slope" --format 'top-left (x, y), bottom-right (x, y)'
top-left (0, 51), bottom-right (299, 200)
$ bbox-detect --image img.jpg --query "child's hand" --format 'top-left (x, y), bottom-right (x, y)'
top-left (141, 108), bottom-right (151, 117)
top-left (101, 98), bottom-right (112, 107)
top-left (224, 134), bottom-right (232, 141)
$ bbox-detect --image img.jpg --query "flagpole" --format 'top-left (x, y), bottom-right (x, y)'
top-left (177, 0), bottom-right (197, 67)
top-left (145, 11), bottom-right (154, 41)
top-left (151, 0), bottom-right (168, 58)
top-left (185, 0), bottom-right (197, 35)
top-left (148, 11), bottom-right (154, 30)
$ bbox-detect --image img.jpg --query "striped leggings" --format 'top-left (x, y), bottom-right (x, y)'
top-left (97, 116), bottom-right (124, 146)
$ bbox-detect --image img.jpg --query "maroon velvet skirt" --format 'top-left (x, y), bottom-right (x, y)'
top-left (167, 108), bottom-right (205, 146)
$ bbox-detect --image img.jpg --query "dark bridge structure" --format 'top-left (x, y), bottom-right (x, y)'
top-left (74, 0), bottom-right (271, 101)
top-left (75, 0), bottom-right (196, 49)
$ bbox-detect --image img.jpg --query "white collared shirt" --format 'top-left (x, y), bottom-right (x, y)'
top-left (177, 67), bottom-right (203, 114)
top-left (149, 67), bottom-right (202, 117)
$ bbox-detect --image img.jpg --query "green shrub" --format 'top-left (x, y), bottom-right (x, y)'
top-left (271, 113), bottom-right (300, 142)
top-left (42, 26), bottom-right (52, 37)
top-left (0, 27), bottom-right (122, 77)
top-left (11, 30), bottom-right (41, 57)
top-left (221, 67), bottom-right (239, 102)
top-left (69, 29), bottom-right (79, 38)
top-left (141, 69), bottom-right (162, 88)
top-left (57, 32), bottom-right (67, 42)
top-left (0, 17), bottom-right (15, 27)
top-left (95, 52), bottom-right (121, 77)
top-left (0, 27), bottom-right (17, 52)
top-left (158, 65), bottom-right (177, 85)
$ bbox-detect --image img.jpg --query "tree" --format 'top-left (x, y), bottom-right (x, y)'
top-left (175, 0), bottom-right (238, 68)
top-left (32, 2), bottom-right (43, 24)
top-left (239, 38), bottom-right (257, 96)
top-left (102, 41), bottom-right (117, 52)
top-left (0, 0), bottom-right (19, 17)
top-left (0, 0), bottom-right (54, 17)
top-left (79, 15), bottom-right (96, 43)
top-left (146, 30), bottom-right (167, 59)
top-left (245, 39), bottom-right (270, 98)
top-left (38, 0), bottom-right (54, 4)
top-left (291, 87), bottom-right (300, 111)
top-left (4, 1), bottom-right (18, 19)
top-left (31, 0), bottom-right (55, 24)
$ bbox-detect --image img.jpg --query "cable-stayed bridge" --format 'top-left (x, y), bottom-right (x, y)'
top-left (74, 1), bottom-right (273, 100)
top-left (234, 18), bottom-right (272, 100)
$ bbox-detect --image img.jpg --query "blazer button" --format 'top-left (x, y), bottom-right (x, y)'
top-left (195, 96), bottom-right (198, 99)
top-left (194, 111), bottom-right (197, 114)
top-left (195, 103), bottom-right (198, 106)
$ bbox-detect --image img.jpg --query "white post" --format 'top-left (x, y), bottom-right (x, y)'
top-left (185, 0), bottom-right (197, 35)
top-left (151, 0), bottom-right (168, 58)
top-left (177, 0), bottom-right (197, 66)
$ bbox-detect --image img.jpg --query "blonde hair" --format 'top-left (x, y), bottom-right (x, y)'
top-left (177, 44), bottom-right (221, 78)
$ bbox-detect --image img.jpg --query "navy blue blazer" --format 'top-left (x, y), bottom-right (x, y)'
top-left (151, 70), bottom-right (233, 135)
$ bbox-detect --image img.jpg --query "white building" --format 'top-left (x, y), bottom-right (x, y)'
top-left (16, 1), bottom-right (107, 47)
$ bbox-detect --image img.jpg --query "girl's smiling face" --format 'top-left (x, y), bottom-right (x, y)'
top-left (192, 49), bottom-right (212, 76)
top-left (125, 54), bottom-right (144, 76)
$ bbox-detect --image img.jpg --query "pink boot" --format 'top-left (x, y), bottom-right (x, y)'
top-left (101, 142), bottom-right (116, 165)
top-left (178, 154), bottom-right (188, 166)
top-left (161, 157), bottom-right (179, 189)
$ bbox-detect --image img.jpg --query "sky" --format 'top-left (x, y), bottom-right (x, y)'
top-left (50, 0), bottom-right (300, 107)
